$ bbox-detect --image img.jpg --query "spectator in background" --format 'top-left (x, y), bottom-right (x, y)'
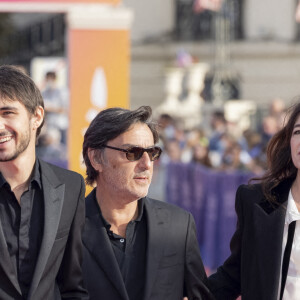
top-left (186, 128), bottom-right (212, 167)
top-left (163, 139), bottom-right (183, 163)
top-left (219, 133), bottom-right (252, 172)
top-left (209, 110), bottom-right (228, 167)
top-left (209, 110), bottom-right (227, 151)
top-left (157, 114), bottom-right (188, 164)
top-left (41, 71), bottom-right (68, 144)
top-left (36, 127), bottom-right (67, 168)
top-left (261, 115), bottom-right (278, 150)
top-left (157, 113), bottom-right (176, 142)
top-left (269, 98), bottom-right (286, 130)
top-left (192, 141), bottom-right (212, 168)
top-left (243, 129), bottom-right (266, 174)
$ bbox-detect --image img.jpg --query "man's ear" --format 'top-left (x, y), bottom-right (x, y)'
top-left (32, 106), bottom-right (44, 130)
top-left (88, 149), bottom-right (103, 172)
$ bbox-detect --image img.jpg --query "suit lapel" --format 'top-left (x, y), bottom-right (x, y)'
top-left (28, 160), bottom-right (65, 299)
top-left (253, 191), bottom-right (288, 299)
top-left (143, 198), bottom-right (167, 300)
top-left (0, 221), bottom-right (21, 294)
top-left (84, 191), bottom-right (129, 300)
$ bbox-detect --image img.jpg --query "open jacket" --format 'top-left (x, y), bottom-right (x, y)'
top-left (208, 179), bottom-right (292, 300)
top-left (83, 189), bottom-right (214, 300)
top-left (0, 159), bottom-right (88, 300)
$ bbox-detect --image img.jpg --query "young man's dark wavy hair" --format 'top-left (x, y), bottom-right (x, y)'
top-left (0, 65), bottom-right (45, 136)
top-left (83, 106), bottom-right (159, 186)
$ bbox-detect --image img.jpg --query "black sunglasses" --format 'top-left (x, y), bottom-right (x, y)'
top-left (103, 145), bottom-right (162, 162)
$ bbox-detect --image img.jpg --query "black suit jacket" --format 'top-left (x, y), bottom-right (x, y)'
top-left (208, 179), bottom-right (292, 300)
top-left (83, 189), bottom-right (214, 300)
top-left (0, 159), bottom-right (89, 300)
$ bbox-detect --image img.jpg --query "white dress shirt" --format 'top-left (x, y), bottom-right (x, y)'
top-left (278, 190), bottom-right (300, 300)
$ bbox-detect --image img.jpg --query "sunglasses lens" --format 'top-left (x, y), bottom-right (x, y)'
top-left (126, 147), bottom-right (144, 161)
top-left (126, 146), bottom-right (162, 161)
top-left (148, 147), bottom-right (162, 161)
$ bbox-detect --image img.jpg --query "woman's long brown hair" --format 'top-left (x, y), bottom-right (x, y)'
top-left (252, 102), bottom-right (300, 203)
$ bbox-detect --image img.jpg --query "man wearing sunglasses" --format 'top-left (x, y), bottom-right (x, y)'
top-left (81, 106), bottom-right (213, 300)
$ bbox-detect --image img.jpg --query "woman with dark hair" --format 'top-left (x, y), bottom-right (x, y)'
top-left (207, 102), bottom-right (300, 300)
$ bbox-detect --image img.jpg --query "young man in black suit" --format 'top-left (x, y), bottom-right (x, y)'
top-left (82, 106), bottom-right (214, 300)
top-left (0, 65), bottom-right (88, 300)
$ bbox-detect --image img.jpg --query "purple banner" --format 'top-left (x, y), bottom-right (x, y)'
top-left (166, 162), bottom-right (252, 270)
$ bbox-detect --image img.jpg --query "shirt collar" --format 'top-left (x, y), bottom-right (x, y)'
top-left (135, 197), bottom-right (145, 222)
top-left (31, 159), bottom-right (42, 189)
top-left (0, 172), bottom-right (6, 188)
top-left (285, 189), bottom-right (300, 225)
top-left (0, 159), bottom-right (42, 190)
top-left (97, 197), bottom-right (145, 230)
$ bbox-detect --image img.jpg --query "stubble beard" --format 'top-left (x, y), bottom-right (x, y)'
top-left (0, 127), bottom-right (31, 162)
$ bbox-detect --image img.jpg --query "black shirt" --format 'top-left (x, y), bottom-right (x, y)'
top-left (0, 160), bottom-right (44, 299)
top-left (99, 198), bottom-right (147, 300)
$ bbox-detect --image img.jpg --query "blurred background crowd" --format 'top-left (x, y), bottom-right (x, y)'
top-left (156, 97), bottom-right (285, 174)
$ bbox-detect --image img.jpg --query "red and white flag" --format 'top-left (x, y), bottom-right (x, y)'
top-left (193, 0), bottom-right (223, 14)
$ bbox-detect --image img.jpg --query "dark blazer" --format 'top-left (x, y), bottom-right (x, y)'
top-left (83, 189), bottom-right (214, 300)
top-left (208, 179), bottom-right (292, 300)
top-left (0, 159), bottom-right (88, 300)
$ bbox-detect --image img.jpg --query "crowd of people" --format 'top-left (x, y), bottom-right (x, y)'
top-left (156, 98), bottom-right (287, 175)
